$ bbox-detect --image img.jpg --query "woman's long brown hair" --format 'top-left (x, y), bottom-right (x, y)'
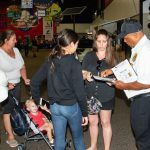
top-left (93, 29), bottom-right (117, 67)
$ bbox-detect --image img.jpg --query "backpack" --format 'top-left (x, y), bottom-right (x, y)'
top-left (10, 96), bottom-right (28, 136)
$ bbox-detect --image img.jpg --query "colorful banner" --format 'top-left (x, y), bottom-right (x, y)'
top-left (45, 3), bottom-right (61, 22)
top-left (37, 9), bottom-right (46, 17)
top-left (7, 5), bottom-right (38, 31)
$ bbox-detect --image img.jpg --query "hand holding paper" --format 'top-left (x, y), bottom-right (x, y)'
top-left (111, 59), bottom-right (137, 98)
top-left (112, 59), bottom-right (137, 83)
top-left (100, 69), bottom-right (113, 77)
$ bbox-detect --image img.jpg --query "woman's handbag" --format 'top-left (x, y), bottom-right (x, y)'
top-left (87, 96), bottom-right (102, 115)
top-left (10, 95), bottom-right (28, 136)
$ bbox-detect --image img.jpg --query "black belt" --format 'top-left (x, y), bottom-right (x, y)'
top-left (56, 99), bottom-right (77, 105)
top-left (130, 92), bottom-right (150, 101)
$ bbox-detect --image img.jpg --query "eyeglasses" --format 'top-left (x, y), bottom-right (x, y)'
top-left (96, 60), bottom-right (103, 70)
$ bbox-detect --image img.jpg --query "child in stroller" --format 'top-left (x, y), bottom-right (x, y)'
top-left (25, 99), bottom-right (54, 146)
top-left (17, 98), bottom-right (71, 150)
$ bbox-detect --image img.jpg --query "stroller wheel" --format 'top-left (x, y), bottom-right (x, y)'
top-left (18, 144), bottom-right (26, 150)
top-left (66, 139), bottom-right (72, 148)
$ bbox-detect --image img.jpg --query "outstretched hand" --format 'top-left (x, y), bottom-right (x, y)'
top-left (82, 70), bottom-right (93, 82)
top-left (113, 80), bottom-right (127, 90)
top-left (100, 69), bottom-right (113, 77)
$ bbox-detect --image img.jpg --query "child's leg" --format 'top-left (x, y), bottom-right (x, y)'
top-left (40, 122), bottom-right (53, 142)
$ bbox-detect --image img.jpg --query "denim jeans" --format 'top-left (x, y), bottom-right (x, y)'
top-left (50, 103), bottom-right (86, 150)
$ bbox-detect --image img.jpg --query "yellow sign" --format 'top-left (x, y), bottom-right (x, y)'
top-left (45, 3), bottom-right (61, 22)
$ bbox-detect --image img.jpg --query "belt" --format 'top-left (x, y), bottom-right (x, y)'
top-left (130, 92), bottom-right (150, 101)
top-left (56, 99), bottom-right (77, 105)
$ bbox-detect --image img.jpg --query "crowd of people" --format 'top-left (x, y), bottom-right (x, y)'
top-left (16, 35), bottom-right (57, 58)
top-left (1, 19), bottom-right (150, 150)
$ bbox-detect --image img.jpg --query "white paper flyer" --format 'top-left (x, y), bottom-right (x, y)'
top-left (112, 59), bottom-right (137, 98)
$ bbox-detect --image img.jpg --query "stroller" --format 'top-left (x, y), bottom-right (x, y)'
top-left (17, 98), bottom-right (71, 150)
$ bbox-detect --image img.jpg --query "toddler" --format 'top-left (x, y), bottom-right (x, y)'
top-left (25, 99), bottom-right (54, 145)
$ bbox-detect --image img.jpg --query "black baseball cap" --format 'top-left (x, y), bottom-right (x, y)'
top-left (117, 19), bottom-right (142, 39)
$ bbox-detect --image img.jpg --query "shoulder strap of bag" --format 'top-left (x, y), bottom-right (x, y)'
top-left (10, 92), bottom-right (19, 105)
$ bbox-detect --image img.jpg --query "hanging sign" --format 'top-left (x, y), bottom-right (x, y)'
top-left (21, 0), bottom-right (33, 8)
top-left (37, 9), bottom-right (46, 17)
top-left (43, 17), bottom-right (53, 41)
